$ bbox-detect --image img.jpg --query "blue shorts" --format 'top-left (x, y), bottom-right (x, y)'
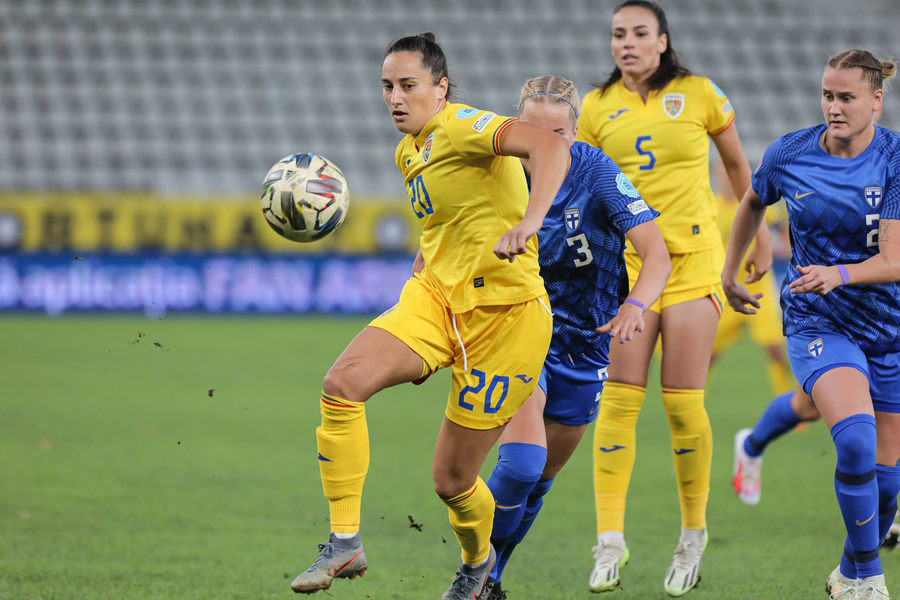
top-left (786, 331), bottom-right (900, 413)
top-left (539, 347), bottom-right (609, 426)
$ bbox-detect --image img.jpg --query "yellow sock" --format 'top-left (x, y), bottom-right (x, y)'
top-left (593, 382), bottom-right (646, 534)
top-left (316, 393), bottom-right (369, 534)
top-left (662, 387), bottom-right (711, 530)
top-left (767, 359), bottom-right (794, 397)
top-left (443, 477), bottom-right (494, 565)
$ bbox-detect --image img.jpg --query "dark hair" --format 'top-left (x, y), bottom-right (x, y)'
top-left (384, 32), bottom-right (454, 101)
top-left (596, 0), bottom-right (691, 95)
top-left (827, 49), bottom-right (897, 92)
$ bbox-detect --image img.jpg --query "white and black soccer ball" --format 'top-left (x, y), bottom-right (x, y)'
top-left (260, 153), bottom-right (349, 243)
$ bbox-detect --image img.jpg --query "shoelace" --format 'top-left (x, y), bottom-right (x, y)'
top-left (448, 570), bottom-right (481, 593)
top-left (857, 582), bottom-right (888, 600)
top-left (592, 542), bottom-right (624, 564)
top-left (305, 543), bottom-right (335, 571)
top-left (671, 539), bottom-right (703, 570)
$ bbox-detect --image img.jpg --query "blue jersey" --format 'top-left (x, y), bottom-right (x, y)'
top-left (752, 125), bottom-right (900, 355)
top-left (537, 142), bottom-right (659, 357)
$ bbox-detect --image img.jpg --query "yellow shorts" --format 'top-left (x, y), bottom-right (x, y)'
top-left (713, 267), bottom-right (784, 354)
top-left (369, 271), bottom-right (553, 430)
top-left (625, 244), bottom-right (725, 315)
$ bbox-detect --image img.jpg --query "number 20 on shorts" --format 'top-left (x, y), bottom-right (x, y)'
top-left (458, 369), bottom-right (509, 414)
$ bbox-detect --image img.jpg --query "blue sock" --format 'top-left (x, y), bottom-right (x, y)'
top-left (744, 392), bottom-right (799, 458)
top-left (876, 463), bottom-right (900, 543)
top-left (831, 414), bottom-right (880, 579)
top-left (486, 443), bottom-right (546, 581)
top-left (493, 477), bottom-right (555, 583)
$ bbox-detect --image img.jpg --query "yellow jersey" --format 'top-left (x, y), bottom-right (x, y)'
top-left (577, 75), bottom-right (735, 254)
top-left (395, 102), bottom-right (545, 313)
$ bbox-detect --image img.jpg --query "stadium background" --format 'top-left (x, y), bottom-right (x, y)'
top-left (2, 1), bottom-right (899, 599)
top-left (0, 0), bottom-right (897, 315)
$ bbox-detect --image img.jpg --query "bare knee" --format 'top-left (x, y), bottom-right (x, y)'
top-left (433, 468), bottom-right (474, 501)
top-left (322, 358), bottom-right (367, 403)
top-left (791, 391), bottom-right (820, 421)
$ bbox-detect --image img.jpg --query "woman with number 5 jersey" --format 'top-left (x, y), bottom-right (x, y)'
top-left (576, 1), bottom-right (768, 596)
top-left (724, 49), bottom-right (900, 600)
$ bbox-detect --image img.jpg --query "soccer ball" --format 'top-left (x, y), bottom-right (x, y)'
top-left (260, 153), bottom-right (349, 242)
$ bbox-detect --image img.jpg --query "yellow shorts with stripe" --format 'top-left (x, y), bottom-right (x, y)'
top-left (368, 271), bottom-right (553, 430)
top-left (625, 244), bottom-right (725, 315)
top-left (713, 267), bottom-right (784, 354)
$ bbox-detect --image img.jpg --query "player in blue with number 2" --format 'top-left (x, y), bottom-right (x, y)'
top-left (481, 75), bottom-right (671, 600)
top-left (723, 49), bottom-right (900, 600)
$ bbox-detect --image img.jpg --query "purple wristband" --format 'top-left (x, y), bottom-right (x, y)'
top-left (836, 264), bottom-right (850, 286)
top-left (624, 298), bottom-right (646, 312)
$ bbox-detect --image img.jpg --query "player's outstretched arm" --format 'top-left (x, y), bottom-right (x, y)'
top-left (492, 120), bottom-right (570, 262)
top-left (790, 218), bottom-right (900, 294)
top-left (598, 220), bottom-right (670, 342)
top-left (722, 187), bottom-right (768, 313)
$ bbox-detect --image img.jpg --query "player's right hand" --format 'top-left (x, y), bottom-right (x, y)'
top-left (722, 279), bottom-right (763, 314)
top-left (597, 302), bottom-right (645, 344)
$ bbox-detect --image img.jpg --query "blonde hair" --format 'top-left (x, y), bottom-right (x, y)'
top-left (827, 49), bottom-right (897, 91)
top-left (518, 75), bottom-right (581, 124)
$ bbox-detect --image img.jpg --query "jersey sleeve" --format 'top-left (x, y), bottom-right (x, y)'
top-left (751, 141), bottom-right (783, 206)
top-left (445, 107), bottom-right (518, 158)
top-left (879, 138), bottom-right (900, 221)
top-left (704, 78), bottom-right (735, 135)
top-left (583, 147), bottom-right (660, 232)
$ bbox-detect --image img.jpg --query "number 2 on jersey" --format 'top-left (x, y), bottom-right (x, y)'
top-left (566, 233), bottom-right (594, 267)
top-left (635, 135), bottom-right (656, 170)
top-left (408, 175), bottom-right (433, 219)
top-left (866, 213), bottom-right (880, 248)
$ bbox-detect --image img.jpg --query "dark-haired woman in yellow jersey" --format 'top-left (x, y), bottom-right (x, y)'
top-left (289, 33), bottom-right (570, 600)
top-left (577, 2), bottom-right (769, 596)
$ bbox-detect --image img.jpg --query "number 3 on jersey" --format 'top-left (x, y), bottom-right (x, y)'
top-left (566, 233), bottom-right (594, 267)
top-left (408, 175), bottom-right (433, 219)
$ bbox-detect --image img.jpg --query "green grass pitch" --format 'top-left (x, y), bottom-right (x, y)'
top-left (0, 315), bottom-right (894, 599)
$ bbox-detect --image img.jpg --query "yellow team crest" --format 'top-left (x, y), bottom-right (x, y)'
top-left (421, 133), bottom-right (434, 164)
top-left (663, 93), bottom-right (685, 119)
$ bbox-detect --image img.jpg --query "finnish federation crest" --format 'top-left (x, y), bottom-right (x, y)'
top-left (663, 93), bottom-right (684, 119)
top-left (865, 186), bottom-right (883, 209)
top-left (421, 133), bottom-right (434, 164)
top-left (807, 337), bottom-right (824, 358)
top-left (564, 208), bottom-right (581, 232)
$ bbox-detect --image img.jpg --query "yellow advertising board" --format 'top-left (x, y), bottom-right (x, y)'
top-left (0, 192), bottom-right (419, 254)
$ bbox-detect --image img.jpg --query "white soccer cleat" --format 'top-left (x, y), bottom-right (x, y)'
top-left (589, 539), bottom-right (629, 592)
top-left (732, 428), bottom-right (762, 506)
top-left (825, 566), bottom-right (857, 599)
top-left (856, 573), bottom-right (890, 599)
top-left (663, 529), bottom-right (707, 597)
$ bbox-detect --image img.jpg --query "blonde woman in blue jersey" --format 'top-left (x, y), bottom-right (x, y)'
top-left (577, 1), bottom-right (769, 595)
top-left (724, 49), bottom-right (900, 600)
top-left (480, 75), bottom-right (671, 600)
top-left (289, 33), bottom-right (570, 600)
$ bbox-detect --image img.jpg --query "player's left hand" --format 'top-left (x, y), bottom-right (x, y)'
top-left (597, 302), bottom-right (644, 344)
top-left (744, 239), bottom-right (773, 283)
top-left (494, 216), bottom-right (541, 262)
top-left (789, 264), bottom-right (842, 295)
